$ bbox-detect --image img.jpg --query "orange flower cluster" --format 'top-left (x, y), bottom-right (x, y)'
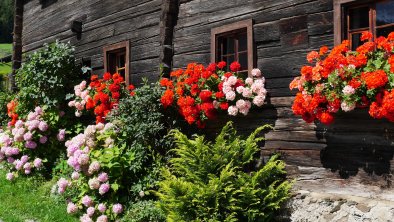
top-left (6, 100), bottom-right (18, 126)
top-left (290, 31), bottom-right (394, 124)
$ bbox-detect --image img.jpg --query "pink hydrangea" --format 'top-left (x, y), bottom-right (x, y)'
top-left (96, 215), bottom-right (108, 222)
top-left (34, 106), bottom-right (43, 115)
top-left (78, 154), bottom-right (90, 165)
top-left (38, 121), bottom-right (48, 132)
top-left (33, 158), bottom-right (43, 168)
top-left (23, 132), bottom-right (33, 141)
top-left (88, 178), bottom-right (100, 190)
top-left (97, 203), bottom-right (107, 213)
top-left (67, 202), bottom-right (78, 214)
top-left (57, 178), bottom-right (70, 194)
top-left (80, 214), bottom-right (93, 222)
top-left (6, 172), bottom-right (14, 181)
top-left (57, 129), bottom-right (66, 142)
top-left (88, 161), bottom-right (100, 174)
top-left (25, 141), bottom-right (37, 149)
top-left (20, 155), bottom-right (29, 163)
top-left (98, 172), bottom-right (108, 183)
top-left (86, 207), bottom-right (95, 217)
top-left (112, 203), bottom-right (123, 214)
top-left (99, 183), bottom-right (110, 195)
top-left (81, 195), bottom-right (94, 207)
top-left (39, 136), bottom-right (48, 144)
top-left (71, 171), bottom-right (80, 180)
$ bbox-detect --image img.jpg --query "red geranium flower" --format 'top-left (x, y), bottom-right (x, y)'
top-left (103, 72), bottom-right (112, 81)
top-left (217, 61), bottom-right (226, 69)
top-left (230, 61), bottom-right (241, 72)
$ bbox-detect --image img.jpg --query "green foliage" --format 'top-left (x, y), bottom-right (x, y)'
top-left (122, 200), bottom-right (166, 222)
top-left (108, 81), bottom-right (176, 199)
top-left (0, 0), bottom-right (13, 43)
top-left (156, 122), bottom-right (292, 222)
top-left (16, 41), bottom-right (80, 116)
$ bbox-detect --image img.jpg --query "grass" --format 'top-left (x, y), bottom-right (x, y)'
top-left (0, 44), bottom-right (12, 58)
top-left (0, 62), bottom-right (11, 76)
top-left (0, 169), bottom-right (78, 222)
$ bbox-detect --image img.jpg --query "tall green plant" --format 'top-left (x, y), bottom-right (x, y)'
top-left (156, 122), bottom-right (292, 222)
top-left (16, 41), bottom-right (79, 115)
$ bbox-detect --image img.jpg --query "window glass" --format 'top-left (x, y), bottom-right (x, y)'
top-left (239, 52), bottom-right (248, 71)
top-left (238, 33), bottom-right (247, 52)
top-left (349, 6), bottom-right (369, 30)
top-left (377, 26), bottom-right (394, 38)
top-left (376, 1), bottom-right (394, 26)
top-left (351, 33), bottom-right (362, 51)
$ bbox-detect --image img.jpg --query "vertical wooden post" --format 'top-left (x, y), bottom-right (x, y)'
top-left (10, 0), bottom-right (24, 92)
top-left (159, 0), bottom-right (179, 77)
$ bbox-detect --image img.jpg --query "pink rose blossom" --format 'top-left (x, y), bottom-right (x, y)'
top-left (236, 86), bottom-right (244, 94)
top-left (227, 76), bottom-right (237, 85)
top-left (342, 85), bottom-right (355, 96)
top-left (253, 96), bottom-right (265, 107)
top-left (242, 88), bottom-right (253, 98)
top-left (341, 101), bottom-right (356, 112)
top-left (57, 129), bottom-right (66, 141)
top-left (245, 77), bottom-right (253, 85)
top-left (68, 100), bottom-right (76, 107)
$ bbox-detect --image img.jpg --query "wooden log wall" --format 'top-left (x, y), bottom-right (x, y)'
top-left (174, 0), bottom-right (394, 199)
top-left (22, 0), bottom-right (163, 84)
top-left (21, 0), bottom-right (394, 199)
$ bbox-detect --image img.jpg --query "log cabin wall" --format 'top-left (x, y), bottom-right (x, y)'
top-left (20, 0), bottom-right (394, 200)
top-left (174, 0), bottom-right (394, 199)
top-left (22, 0), bottom-right (162, 84)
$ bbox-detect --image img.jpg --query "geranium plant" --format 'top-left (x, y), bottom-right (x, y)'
top-left (290, 31), bottom-right (394, 124)
top-left (160, 61), bottom-right (267, 128)
top-left (68, 73), bottom-right (135, 124)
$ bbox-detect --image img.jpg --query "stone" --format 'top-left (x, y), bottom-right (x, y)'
top-left (356, 204), bottom-right (371, 213)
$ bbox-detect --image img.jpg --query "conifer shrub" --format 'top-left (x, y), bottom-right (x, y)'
top-left (156, 122), bottom-right (292, 222)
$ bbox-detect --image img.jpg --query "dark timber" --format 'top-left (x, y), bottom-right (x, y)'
top-left (11, 0), bottom-right (24, 92)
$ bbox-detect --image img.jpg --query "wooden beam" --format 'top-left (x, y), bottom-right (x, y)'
top-left (159, 0), bottom-right (179, 77)
top-left (11, 0), bottom-right (24, 92)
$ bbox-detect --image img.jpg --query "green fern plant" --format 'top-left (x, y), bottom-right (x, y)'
top-left (156, 122), bottom-right (292, 222)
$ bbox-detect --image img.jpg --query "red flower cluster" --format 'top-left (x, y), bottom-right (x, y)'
top-left (6, 100), bottom-right (18, 126)
top-left (290, 31), bottom-right (394, 124)
top-left (160, 61), bottom-right (266, 128)
top-left (89, 73), bottom-right (134, 123)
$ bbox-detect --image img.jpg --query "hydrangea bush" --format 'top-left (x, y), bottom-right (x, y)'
top-left (290, 31), bottom-right (394, 124)
top-left (160, 61), bottom-right (267, 128)
top-left (0, 106), bottom-right (67, 180)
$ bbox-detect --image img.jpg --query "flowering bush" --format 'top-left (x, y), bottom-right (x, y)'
top-left (68, 73), bottom-right (135, 124)
top-left (160, 61), bottom-right (267, 128)
top-left (0, 106), bottom-right (67, 180)
top-left (290, 31), bottom-right (394, 124)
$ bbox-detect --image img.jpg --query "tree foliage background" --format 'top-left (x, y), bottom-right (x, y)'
top-left (0, 0), bottom-right (14, 43)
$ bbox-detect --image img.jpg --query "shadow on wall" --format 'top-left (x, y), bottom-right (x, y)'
top-left (317, 109), bottom-right (394, 181)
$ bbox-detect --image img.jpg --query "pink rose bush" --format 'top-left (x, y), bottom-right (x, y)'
top-left (57, 122), bottom-right (127, 221)
top-left (0, 106), bottom-right (67, 180)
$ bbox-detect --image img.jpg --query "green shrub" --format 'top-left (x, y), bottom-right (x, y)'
top-left (121, 200), bottom-right (165, 222)
top-left (16, 41), bottom-right (80, 115)
top-left (0, 90), bottom-right (13, 125)
top-left (156, 122), bottom-right (292, 222)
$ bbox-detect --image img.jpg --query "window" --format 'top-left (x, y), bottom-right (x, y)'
top-left (103, 41), bottom-right (130, 85)
top-left (334, 0), bottom-right (394, 50)
top-left (211, 19), bottom-right (254, 76)
top-left (40, 0), bottom-right (58, 9)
